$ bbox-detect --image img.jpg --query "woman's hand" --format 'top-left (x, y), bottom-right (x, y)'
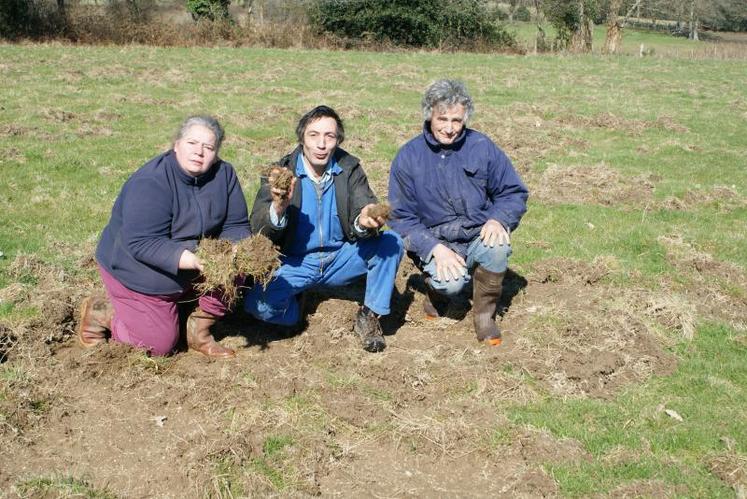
top-left (179, 250), bottom-right (204, 272)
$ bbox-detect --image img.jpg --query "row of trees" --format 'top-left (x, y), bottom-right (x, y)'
top-left (2, 0), bottom-right (746, 48)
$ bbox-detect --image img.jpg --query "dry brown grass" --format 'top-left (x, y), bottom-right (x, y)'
top-left (534, 163), bottom-right (656, 208)
top-left (195, 234), bottom-right (281, 303)
top-left (235, 234), bottom-right (281, 288)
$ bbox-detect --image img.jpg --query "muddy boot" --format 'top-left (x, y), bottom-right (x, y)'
top-left (472, 266), bottom-right (505, 346)
top-left (353, 306), bottom-right (386, 353)
top-left (423, 278), bottom-right (448, 319)
top-left (186, 307), bottom-right (235, 359)
top-left (77, 291), bottom-right (113, 348)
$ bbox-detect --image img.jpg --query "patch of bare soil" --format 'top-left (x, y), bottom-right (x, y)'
top-left (0, 250), bottom-right (713, 496)
top-left (534, 163), bottom-right (657, 208)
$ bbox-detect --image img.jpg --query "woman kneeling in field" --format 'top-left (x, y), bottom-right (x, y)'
top-left (78, 115), bottom-right (251, 358)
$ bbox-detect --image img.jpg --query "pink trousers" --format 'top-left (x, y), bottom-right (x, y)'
top-left (98, 265), bottom-right (231, 356)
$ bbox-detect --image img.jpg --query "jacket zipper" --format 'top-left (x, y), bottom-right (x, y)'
top-left (317, 186), bottom-right (324, 273)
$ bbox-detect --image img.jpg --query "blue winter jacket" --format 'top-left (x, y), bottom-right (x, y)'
top-left (388, 123), bottom-right (528, 261)
top-left (96, 150), bottom-right (251, 295)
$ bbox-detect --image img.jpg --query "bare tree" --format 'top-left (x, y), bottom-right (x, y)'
top-left (569, 0), bottom-right (593, 53)
top-left (603, 0), bottom-right (644, 54)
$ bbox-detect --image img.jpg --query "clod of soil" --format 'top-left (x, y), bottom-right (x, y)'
top-left (367, 202), bottom-right (391, 221)
top-left (263, 164), bottom-right (294, 192)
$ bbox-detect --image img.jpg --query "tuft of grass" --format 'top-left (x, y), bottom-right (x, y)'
top-left (14, 475), bottom-right (117, 498)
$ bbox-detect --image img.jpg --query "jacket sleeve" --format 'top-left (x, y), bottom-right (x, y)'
top-left (346, 162), bottom-right (378, 239)
top-left (218, 164), bottom-right (252, 242)
top-left (388, 150), bottom-right (440, 260)
top-left (121, 178), bottom-right (192, 275)
top-left (249, 170), bottom-right (287, 245)
top-left (484, 146), bottom-right (529, 231)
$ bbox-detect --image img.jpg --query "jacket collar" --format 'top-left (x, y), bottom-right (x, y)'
top-left (422, 121), bottom-right (467, 152)
top-left (167, 150), bottom-right (217, 186)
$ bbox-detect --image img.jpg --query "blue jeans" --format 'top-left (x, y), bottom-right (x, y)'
top-left (244, 231), bottom-right (404, 326)
top-left (424, 238), bottom-right (511, 297)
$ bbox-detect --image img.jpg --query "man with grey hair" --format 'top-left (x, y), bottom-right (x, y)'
top-left (388, 79), bottom-right (528, 345)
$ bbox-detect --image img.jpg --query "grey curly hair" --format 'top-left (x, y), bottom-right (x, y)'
top-left (421, 79), bottom-right (474, 122)
top-left (174, 115), bottom-right (225, 151)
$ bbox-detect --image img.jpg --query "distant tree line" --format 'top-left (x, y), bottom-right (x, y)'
top-left (1, 0), bottom-right (745, 47)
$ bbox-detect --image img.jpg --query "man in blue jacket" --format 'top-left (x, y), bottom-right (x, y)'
top-left (388, 80), bottom-right (528, 346)
top-left (244, 106), bottom-right (404, 352)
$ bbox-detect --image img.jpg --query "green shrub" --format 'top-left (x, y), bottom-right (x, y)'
top-left (185, 0), bottom-right (232, 21)
top-left (514, 5), bottom-right (531, 22)
top-left (309, 0), bottom-right (516, 49)
top-left (0, 0), bottom-right (64, 39)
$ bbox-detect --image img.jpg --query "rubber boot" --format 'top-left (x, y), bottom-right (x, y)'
top-left (77, 291), bottom-right (113, 348)
top-left (472, 266), bottom-right (505, 346)
top-left (353, 306), bottom-right (386, 353)
top-left (423, 277), bottom-right (448, 320)
top-left (186, 307), bottom-right (235, 359)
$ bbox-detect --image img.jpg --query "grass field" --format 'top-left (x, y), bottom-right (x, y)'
top-left (0, 32), bottom-right (746, 497)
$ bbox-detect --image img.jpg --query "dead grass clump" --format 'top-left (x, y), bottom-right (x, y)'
top-left (527, 256), bottom-right (618, 285)
top-left (235, 234), bottom-right (281, 288)
top-left (557, 112), bottom-right (648, 135)
top-left (196, 235), bottom-right (281, 303)
top-left (366, 203), bottom-right (391, 221)
top-left (661, 185), bottom-right (746, 212)
top-left (655, 115), bottom-right (689, 133)
top-left (195, 239), bottom-right (240, 303)
top-left (657, 235), bottom-right (715, 273)
top-left (534, 163), bottom-right (655, 208)
top-left (706, 452), bottom-right (747, 497)
top-left (643, 294), bottom-right (696, 340)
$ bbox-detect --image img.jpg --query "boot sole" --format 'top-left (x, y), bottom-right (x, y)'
top-left (77, 296), bottom-right (106, 349)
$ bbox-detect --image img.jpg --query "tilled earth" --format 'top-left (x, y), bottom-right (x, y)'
top-left (0, 246), bottom-right (744, 497)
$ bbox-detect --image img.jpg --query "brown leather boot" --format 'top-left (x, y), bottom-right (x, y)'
top-left (472, 266), bottom-right (505, 346)
top-left (78, 291), bottom-right (113, 348)
top-left (423, 278), bottom-right (447, 320)
top-left (186, 307), bottom-right (235, 359)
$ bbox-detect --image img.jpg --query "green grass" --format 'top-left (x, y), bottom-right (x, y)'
top-left (0, 30), bottom-right (745, 496)
top-left (14, 475), bottom-right (118, 498)
top-left (509, 323), bottom-right (747, 496)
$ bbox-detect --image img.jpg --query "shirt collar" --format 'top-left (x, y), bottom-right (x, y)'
top-left (295, 151), bottom-right (342, 182)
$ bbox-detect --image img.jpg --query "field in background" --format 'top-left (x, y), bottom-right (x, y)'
top-left (0, 33), bottom-right (746, 497)
top-left (510, 21), bottom-right (747, 59)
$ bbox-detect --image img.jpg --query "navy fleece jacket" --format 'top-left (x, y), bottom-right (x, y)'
top-left (96, 150), bottom-right (251, 295)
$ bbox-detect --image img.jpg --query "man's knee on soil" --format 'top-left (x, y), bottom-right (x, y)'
top-left (244, 292), bottom-right (300, 326)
